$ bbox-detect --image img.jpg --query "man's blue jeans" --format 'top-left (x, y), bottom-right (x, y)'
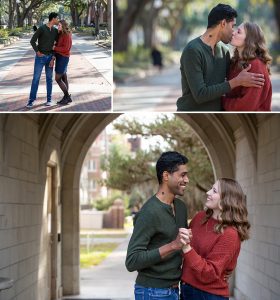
top-left (134, 284), bottom-right (179, 300)
top-left (181, 283), bottom-right (228, 300)
top-left (29, 54), bottom-right (53, 102)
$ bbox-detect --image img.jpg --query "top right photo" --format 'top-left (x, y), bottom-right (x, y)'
top-left (113, 0), bottom-right (280, 112)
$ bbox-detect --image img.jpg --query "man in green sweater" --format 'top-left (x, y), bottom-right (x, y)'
top-left (26, 12), bottom-right (59, 108)
top-left (126, 151), bottom-right (191, 300)
top-left (177, 3), bottom-right (265, 111)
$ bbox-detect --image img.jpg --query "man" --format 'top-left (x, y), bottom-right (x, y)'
top-left (26, 12), bottom-right (59, 108)
top-left (126, 151), bottom-right (191, 300)
top-left (177, 3), bottom-right (265, 111)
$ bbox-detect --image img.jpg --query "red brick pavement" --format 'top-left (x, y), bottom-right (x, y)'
top-left (0, 46), bottom-right (111, 111)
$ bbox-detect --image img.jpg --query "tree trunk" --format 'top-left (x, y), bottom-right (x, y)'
top-left (114, 0), bottom-right (152, 52)
top-left (70, 0), bottom-right (79, 27)
top-left (273, 0), bottom-right (280, 41)
top-left (107, 0), bottom-right (111, 33)
top-left (140, 3), bottom-right (160, 48)
top-left (8, 0), bottom-right (15, 28)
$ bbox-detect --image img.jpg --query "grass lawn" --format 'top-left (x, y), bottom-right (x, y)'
top-left (80, 243), bottom-right (119, 268)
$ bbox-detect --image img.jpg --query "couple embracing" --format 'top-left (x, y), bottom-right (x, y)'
top-left (126, 151), bottom-right (250, 300)
top-left (26, 12), bottom-right (72, 108)
top-left (177, 3), bottom-right (272, 111)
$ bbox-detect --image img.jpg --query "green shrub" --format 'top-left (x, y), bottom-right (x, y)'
top-left (9, 28), bottom-right (24, 37)
top-left (0, 29), bottom-right (9, 39)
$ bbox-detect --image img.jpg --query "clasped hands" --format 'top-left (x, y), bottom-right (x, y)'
top-left (172, 228), bottom-right (192, 253)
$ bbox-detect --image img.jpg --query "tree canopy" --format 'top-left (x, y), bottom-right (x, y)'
top-left (101, 115), bottom-right (215, 217)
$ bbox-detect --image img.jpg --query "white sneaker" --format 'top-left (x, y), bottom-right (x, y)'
top-left (45, 101), bottom-right (54, 106)
top-left (26, 101), bottom-right (33, 108)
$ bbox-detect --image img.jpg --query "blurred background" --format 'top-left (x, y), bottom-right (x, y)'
top-left (113, 0), bottom-right (280, 111)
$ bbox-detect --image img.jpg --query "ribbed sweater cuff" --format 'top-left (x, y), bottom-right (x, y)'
top-left (183, 248), bottom-right (201, 268)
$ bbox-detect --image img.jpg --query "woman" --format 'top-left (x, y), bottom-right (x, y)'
top-left (50, 20), bottom-right (72, 105)
top-left (181, 178), bottom-right (250, 300)
top-left (222, 22), bottom-right (272, 111)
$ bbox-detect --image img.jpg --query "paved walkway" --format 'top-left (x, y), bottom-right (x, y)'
top-left (113, 65), bottom-right (179, 112)
top-left (64, 231), bottom-right (136, 300)
top-left (0, 34), bottom-right (112, 111)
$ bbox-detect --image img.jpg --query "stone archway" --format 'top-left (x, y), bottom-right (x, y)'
top-left (59, 113), bottom-right (258, 296)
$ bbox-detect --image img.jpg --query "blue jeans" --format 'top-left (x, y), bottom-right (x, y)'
top-left (134, 284), bottom-right (179, 300)
top-left (181, 283), bottom-right (228, 300)
top-left (29, 54), bottom-right (53, 102)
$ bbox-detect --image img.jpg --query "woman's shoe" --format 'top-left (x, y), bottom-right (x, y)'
top-left (59, 94), bottom-right (72, 105)
top-left (57, 95), bottom-right (66, 104)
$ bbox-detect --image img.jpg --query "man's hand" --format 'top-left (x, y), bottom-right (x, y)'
top-left (229, 64), bottom-right (265, 89)
top-left (37, 51), bottom-right (44, 57)
top-left (224, 270), bottom-right (232, 282)
top-left (171, 228), bottom-right (192, 251)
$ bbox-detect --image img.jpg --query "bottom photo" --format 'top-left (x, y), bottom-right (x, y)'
top-left (0, 113), bottom-right (279, 300)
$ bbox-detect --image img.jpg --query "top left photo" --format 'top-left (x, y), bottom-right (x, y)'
top-left (0, 0), bottom-right (112, 112)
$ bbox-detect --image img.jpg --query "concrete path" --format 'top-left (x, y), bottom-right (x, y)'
top-left (113, 64), bottom-right (280, 112)
top-left (64, 231), bottom-right (136, 300)
top-left (0, 34), bottom-right (112, 111)
top-left (113, 65), bottom-right (180, 112)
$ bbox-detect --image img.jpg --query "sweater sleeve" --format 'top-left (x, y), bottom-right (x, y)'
top-left (125, 210), bottom-right (162, 272)
top-left (181, 47), bottom-right (231, 104)
top-left (183, 228), bottom-right (240, 284)
top-left (222, 60), bottom-right (268, 111)
top-left (30, 27), bottom-right (42, 52)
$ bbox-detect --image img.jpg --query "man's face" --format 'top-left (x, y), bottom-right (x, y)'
top-left (53, 17), bottom-right (59, 25)
top-left (221, 18), bottom-right (236, 44)
top-left (166, 164), bottom-right (189, 196)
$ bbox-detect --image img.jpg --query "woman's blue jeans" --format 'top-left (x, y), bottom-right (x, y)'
top-left (134, 284), bottom-right (179, 300)
top-left (29, 54), bottom-right (53, 102)
top-left (181, 283), bottom-right (229, 300)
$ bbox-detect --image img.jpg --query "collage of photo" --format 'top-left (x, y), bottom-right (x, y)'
top-left (0, 1), bottom-right (280, 300)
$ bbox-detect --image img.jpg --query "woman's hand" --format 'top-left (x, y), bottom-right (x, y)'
top-left (49, 58), bottom-right (55, 68)
top-left (53, 45), bottom-right (56, 50)
top-left (182, 244), bottom-right (192, 253)
top-left (182, 229), bottom-right (192, 253)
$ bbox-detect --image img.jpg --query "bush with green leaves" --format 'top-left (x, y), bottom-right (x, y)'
top-left (9, 28), bottom-right (24, 37)
top-left (0, 29), bottom-right (9, 39)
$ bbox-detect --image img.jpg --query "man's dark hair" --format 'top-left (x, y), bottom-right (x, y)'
top-left (207, 4), bottom-right (237, 28)
top-left (49, 12), bottom-right (58, 22)
top-left (156, 151), bottom-right (188, 184)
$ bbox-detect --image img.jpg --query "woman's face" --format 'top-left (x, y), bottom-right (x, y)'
top-left (206, 181), bottom-right (221, 211)
top-left (230, 23), bottom-right (246, 48)
top-left (58, 23), bottom-right (62, 32)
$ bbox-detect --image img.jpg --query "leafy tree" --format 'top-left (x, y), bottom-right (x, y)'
top-left (114, 0), bottom-right (151, 51)
top-left (101, 115), bottom-right (214, 217)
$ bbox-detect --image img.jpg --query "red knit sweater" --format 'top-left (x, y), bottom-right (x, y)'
top-left (54, 33), bottom-right (72, 57)
top-left (181, 211), bottom-right (241, 297)
top-left (222, 58), bottom-right (272, 111)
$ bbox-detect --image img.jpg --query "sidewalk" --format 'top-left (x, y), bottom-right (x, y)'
top-left (64, 231), bottom-right (136, 300)
top-left (0, 34), bottom-right (112, 111)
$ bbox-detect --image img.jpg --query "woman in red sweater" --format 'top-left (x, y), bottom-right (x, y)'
top-left (222, 22), bottom-right (272, 111)
top-left (181, 178), bottom-right (250, 300)
top-left (50, 20), bottom-right (72, 105)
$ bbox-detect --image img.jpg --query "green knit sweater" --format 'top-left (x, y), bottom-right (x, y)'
top-left (30, 24), bottom-right (58, 55)
top-left (177, 37), bottom-right (231, 111)
top-left (126, 195), bottom-right (188, 288)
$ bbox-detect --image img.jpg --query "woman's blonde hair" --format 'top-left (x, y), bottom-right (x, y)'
top-left (203, 178), bottom-right (250, 241)
top-left (232, 22), bottom-right (272, 74)
top-left (59, 20), bottom-right (71, 35)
